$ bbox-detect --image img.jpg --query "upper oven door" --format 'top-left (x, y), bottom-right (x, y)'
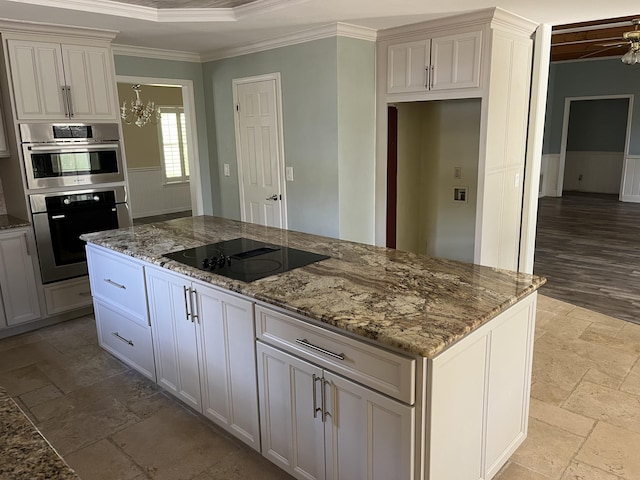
top-left (22, 142), bottom-right (124, 189)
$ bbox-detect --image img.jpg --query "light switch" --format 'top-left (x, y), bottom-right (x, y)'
top-left (286, 166), bottom-right (294, 181)
top-left (223, 164), bottom-right (230, 177)
top-left (454, 166), bottom-right (462, 179)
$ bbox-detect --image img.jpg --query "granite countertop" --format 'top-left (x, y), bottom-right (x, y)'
top-left (0, 388), bottom-right (79, 479)
top-left (0, 214), bottom-right (30, 230)
top-left (82, 216), bottom-right (545, 358)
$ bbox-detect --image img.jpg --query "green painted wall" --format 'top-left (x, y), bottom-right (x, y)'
top-left (113, 55), bottom-right (214, 214)
top-left (337, 37), bottom-right (376, 243)
top-left (203, 38), bottom-right (340, 238)
top-left (543, 59), bottom-right (639, 155)
top-left (203, 37), bottom-right (376, 242)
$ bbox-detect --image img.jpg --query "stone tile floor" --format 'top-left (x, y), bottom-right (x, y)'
top-left (0, 294), bottom-right (638, 479)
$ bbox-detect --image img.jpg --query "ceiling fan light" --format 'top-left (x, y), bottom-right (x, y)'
top-left (622, 48), bottom-right (635, 64)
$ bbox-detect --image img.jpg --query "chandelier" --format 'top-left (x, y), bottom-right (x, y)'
top-left (120, 84), bottom-right (160, 127)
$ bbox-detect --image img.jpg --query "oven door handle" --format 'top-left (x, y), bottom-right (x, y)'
top-left (26, 143), bottom-right (120, 152)
top-left (50, 214), bottom-right (66, 220)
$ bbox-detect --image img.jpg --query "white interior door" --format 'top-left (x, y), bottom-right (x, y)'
top-left (234, 74), bottom-right (287, 228)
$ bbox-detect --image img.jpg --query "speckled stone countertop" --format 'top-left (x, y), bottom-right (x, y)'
top-left (82, 216), bottom-right (545, 358)
top-left (0, 388), bottom-right (79, 479)
top-left (0, 214), bottom-right (30, 230)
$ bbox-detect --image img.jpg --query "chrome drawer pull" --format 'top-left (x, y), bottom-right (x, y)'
top-left (104, 278), bottom-right (126, 290)
top-left (312, 374), bottom-right (322, 419)
top-left (183, 286), bottom-right (191, 321)
top-left (295, 338), bottom-right (345, 361)
top-left (112, 331), bottom-right (134, 346)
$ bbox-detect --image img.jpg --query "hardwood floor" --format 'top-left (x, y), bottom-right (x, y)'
top-left (534, 192), bottom-right (640, 325)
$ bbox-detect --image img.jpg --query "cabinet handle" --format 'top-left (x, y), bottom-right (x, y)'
top-left (66, 86), bottom-right (74, 117)
top-left (322, 378), bottom-right (331, 421)
top-left (430, 65), bottom-right (435, 89)
top-left (425, 67), bottom-right (429, 89)
top-left (104, 278), bottom-right (126, 290)
top-left (112, 331), bottom-right (134, 346)
top-left (191, 288), bottom-right (199, 323)
top-left (78, 291), bottom-right (92, 297)
top-left (312, 374), bottom-right (322, 419)
top-left (61, 86), bottom-right (69, 117)
top-left (183, 285), bottom-right (191, 321)
top-left (51, 214), bottom-right (65, 220)
top-left (295, 338), bottom-right (345, 361)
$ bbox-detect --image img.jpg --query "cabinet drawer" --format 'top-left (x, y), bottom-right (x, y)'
top-left (87, 246), bottom-right (147, 323)
top-left (44, 276), bottom-right (93, 315)
top-left (95, 300), bottom-right (156, 381)
top-left (256, 305), bottom-right (416, 404)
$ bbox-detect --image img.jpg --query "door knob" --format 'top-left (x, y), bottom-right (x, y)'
top-left (266, 194), bottom-right (280, 201)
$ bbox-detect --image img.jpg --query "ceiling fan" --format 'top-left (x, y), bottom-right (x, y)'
top-left (592, 18), bottom-right (640, 64)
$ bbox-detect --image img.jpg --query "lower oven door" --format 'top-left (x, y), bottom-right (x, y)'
top-left (32, 201), bottom-right (130, 284)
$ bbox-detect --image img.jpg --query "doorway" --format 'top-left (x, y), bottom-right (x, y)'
top-left (386, 98), bottom-right (481, 263)
top-left (557, 96), bottom-right (632, 198)
top-left (232, 73), bottom-right (287, 229)
top-left (116, 75), bottom-right (203, 220)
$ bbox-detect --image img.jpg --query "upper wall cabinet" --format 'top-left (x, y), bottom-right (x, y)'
top-left (6, 39), bottom-right (117, 121)
top-left (387, 31), bottom-right (482, 94)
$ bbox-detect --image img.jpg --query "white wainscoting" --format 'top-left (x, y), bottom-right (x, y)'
top-left (539, 154), bottom-right (560, 197)
top-left (127, 167), bottom-right (192, 218)
top-left (563, 151), bottom-right (624, 194)
top-left (621, 155), bottom-right (640, 203)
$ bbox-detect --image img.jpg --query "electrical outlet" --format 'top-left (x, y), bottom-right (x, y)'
top-left (285, 166), bottom-right (294, 181)
top-left (454, 187), bottom-right (468, 203)
top-left (223, 164), bottom-right (230, 177)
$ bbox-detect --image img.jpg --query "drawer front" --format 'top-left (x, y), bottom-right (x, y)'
top-left (256, 305), bottom-right (415, 404)
top-left (44, 276), bottom-right (93, 315)
top-left (95, 300), bottom-right (156, 381)
top-left (87, 246), bottom-right (147, 323)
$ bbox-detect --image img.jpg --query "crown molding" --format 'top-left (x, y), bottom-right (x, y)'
top-left (5, 0), bottom-right (159, 21)
top-left (202, 22), bottom-right (377, 62)
top-left (112, 44), bottom-right (202, 62)
top-left (5, 0), bottom-right (311, 23)
top-left (0, 16), bottom-right (118, 40)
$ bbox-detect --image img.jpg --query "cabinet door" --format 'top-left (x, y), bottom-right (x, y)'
top-left (324, 372), bottom-right (415, 480)
top-left (61, 44), bottom-right (117, 119)
top-left (6, 40), bottom-right (67, 120)
top-left (146, 267), bottom-right (201, 410)
top-left (196, 283), bottom-right (260, 451)
top-left (257, 342), bottom-right (325, 480)
top-left (387, 40), bottom-right (430, 93)
top-left (0, 229), bottom-right (41, 326)
top-left (430, 31), bottom-right (482, 91)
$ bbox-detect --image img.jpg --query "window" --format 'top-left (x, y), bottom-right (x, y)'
top-left (158, 107), bottom-right (189, 183)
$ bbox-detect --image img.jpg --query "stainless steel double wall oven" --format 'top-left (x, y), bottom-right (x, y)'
top-left (21, 123), bottom-right (131, 284)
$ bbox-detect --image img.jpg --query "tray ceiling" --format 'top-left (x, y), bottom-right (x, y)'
top-left (113, 0), bottom-right (258, 7)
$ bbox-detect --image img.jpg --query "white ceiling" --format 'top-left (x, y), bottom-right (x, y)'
top-left (0, 0), bottom-right (638, 57)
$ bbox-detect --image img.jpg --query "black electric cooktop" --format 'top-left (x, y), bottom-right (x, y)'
top-left (164, 237), bottom-right (330, 283)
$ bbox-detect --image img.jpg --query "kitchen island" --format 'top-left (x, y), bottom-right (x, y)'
top-left (82, 215), bottom-right (545, 480)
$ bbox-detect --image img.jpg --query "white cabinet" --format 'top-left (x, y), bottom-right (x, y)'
top-left (427, 292), bottom-right (536, 479)
top-left (0, 228), bottom-right (41, 326)
top-left (255, 305), bottom-right (415, 480)
top-left (257, 341), bottom-right (414, 480)
top-left (387, 31), bottom-right (481, 93)
top-left (6, 39), bottom-right (117, 120)
top-left (146, 266), bottom-right (260, 450)
top-left (86, 244), bottom-right (155, 381)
